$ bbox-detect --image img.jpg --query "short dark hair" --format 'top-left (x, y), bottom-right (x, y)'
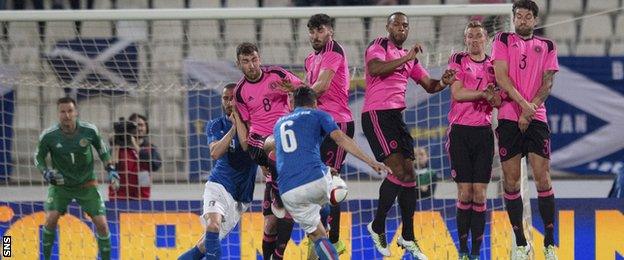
top-left (387, 11), bottom-right (407, 24)
top-left (57, 96), bottom-right (77, 107)
top-left (307, 13), bottom-right (334, 30)
top-left (236, 42), bottom-right (259, 59)
top-left (224, 82), bottom-right (237, 90)
top-left (513, 0), bottom-right (539, 17)
top-left (464, 20), bottom-right (487, 35)
top-left (293, 87), bottom-right (317, 107)
top-left (129, 113), bottom-right (149, 134)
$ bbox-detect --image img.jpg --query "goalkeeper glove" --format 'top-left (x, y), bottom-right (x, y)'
top-left (43, 169), bottom-right (64, 185)
top-left (106, 164), bottom-right (120, 191)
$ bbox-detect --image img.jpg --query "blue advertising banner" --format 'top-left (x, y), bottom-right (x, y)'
top-left (0, 199), bottom-right (622, 259)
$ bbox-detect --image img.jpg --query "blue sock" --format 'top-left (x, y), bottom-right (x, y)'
top-left (320, 204), bottom-right (331, 228)
top-left (178, 246), bottom-right (203, 260)
top-left (314, 237), bottom-right (338, 260)
top-left (204, 231), bottom-right (221, 260)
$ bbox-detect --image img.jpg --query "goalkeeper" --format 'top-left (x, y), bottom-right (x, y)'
top-left (34, 96), bottom-right (119, 260)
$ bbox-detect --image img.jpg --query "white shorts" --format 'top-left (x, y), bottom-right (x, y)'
top-left (202, 181), bottom-right (249, 239)
top-left (281, 168), bottom-right (332, 234)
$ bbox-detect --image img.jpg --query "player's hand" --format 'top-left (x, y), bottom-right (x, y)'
top-left (518, 114), bottom-right (530, 133)
top-left (405, 43), bottom-right (423, 61)
top-left (43, 169), bottom-right (64, 185)
top-left (273, 78), bottom-right (297, 93)
top-left (483, 83), bottom-right (495, 102)
top-left (369, 161), bottom-right (392, 176)
top-left (441, 69), bottom-right (456, 86)
top-left (521, 102), bottom-right (537, 118)
top-left (260, 166), bottom-right (271, 178)
top-left (106, 164), bottom-right (120, 191)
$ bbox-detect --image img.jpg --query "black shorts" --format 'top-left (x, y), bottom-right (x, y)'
top-left (321, 121), bottom-right (355, 172)
top-left (248, 133), bottom-right (277, 175)
top-left (362, 109), bottom-right (414, 162)
top-left (496, 119), bottom-right (551, 162)
top-left (447, 124), bottom-right (494, 183)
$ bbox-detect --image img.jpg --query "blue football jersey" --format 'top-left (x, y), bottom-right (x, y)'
top-left (206, 116), bottom-right (257, 203)
top-left (273, 107), bottom-right (339, 194)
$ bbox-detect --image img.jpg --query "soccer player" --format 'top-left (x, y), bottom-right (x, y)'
top-left (178, 83), bottom-right (257, 260)
top-left (492, 1), bottom-right (559, 259)
top-left (446, 20), bottom-right (500, 260)
top-left (274, 87), bottom-right (391, 260)
top-left (363, 12), bottom-right (455, 259)
top-left (233, 42), bottom-right (303, 260)
top-left (34, 96), bottom-right (119, 260)
top-left (304, 13), bottom-right (354, 254)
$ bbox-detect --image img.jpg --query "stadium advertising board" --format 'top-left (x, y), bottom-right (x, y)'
top-left (0, 199), bottom-right (621, 259)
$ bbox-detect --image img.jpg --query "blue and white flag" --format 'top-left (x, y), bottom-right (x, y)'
top-left (46, 37), bottom-right (139, 98)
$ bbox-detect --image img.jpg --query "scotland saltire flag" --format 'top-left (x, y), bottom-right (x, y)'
top-left (46, 37), bottom-right (139, 99)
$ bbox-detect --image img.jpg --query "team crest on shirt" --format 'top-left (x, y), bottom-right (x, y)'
top-left (534, 46), bottom-right (542, 53)
top-left (79, 138), bottom-right (90, 147)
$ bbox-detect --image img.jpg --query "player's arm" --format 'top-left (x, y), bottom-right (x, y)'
top-left (450, 79), bottom-right (489, 101)
top-left (330, 130), bottom-right (390, 174)
top-left (34, 136), bottom-right (50, 173)
top-left (310, 50), bottom-right (342, 95)
top-left (367, 56), bottom-right (410, 77)
top-left (91, 127), bottom-right (119, 189)
top-left (367, 43), bottom-right (421, 77)
top-left (231, 108), bottom-right (249, 151)
top-left (90, 126), bottom-right (112, 163)
top-left (208, 120), bottom-right (236, 160)
top-left (530, 70), bottom-right (557, 107)
top-left (417, 70), bottom-right (455, 94)
top-left (493, 60), bottom-right (534, 112)
top-left (310, 69), bottom-right (335, 95)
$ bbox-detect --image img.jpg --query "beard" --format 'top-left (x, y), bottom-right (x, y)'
top-left (390, 33), bottom-right (407, 47)
top-left (516, 26), bottom-right (533, 37)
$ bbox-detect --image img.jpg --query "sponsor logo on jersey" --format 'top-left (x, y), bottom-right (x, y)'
top-left (534, 45), bottom-right (542, 53)
top-left (79, 138), bottom-right (90, 147)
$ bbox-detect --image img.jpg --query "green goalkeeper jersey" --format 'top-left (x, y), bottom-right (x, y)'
top-left (35, 120), bottom-right (111, 187)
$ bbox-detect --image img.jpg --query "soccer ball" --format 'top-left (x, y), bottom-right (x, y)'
top-left (330, 175), bottom-right (348, 205)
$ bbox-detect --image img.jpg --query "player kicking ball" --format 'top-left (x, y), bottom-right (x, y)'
top-left (273, 87), bottom-right (391, 260)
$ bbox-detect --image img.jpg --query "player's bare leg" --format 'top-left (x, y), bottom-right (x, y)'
top-left (308, 223), bottom-right (338, 260)
top-left (501, 154), bottom-right (530, 257)
top-left (529, 153), bottom-right (557, 259)
top-left (92, 215), bottom-right (112, 260)
top-left (42, 211), bottom-right (61, 260)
